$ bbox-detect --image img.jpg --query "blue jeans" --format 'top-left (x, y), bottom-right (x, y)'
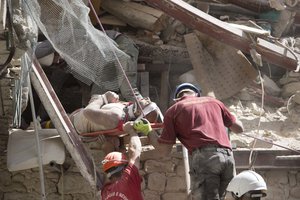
top-left (190, 146), bottom-right (235, 200)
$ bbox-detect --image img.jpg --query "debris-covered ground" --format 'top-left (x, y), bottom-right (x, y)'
top-left (226, 70), bottom-right (300, 151)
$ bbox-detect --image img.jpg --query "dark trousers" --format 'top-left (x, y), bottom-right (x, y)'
top-left (190, 146), bottom-right (235, 200)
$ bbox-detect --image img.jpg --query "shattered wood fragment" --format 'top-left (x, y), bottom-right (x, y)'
top-left (101, 0), bottom-right (167, 32)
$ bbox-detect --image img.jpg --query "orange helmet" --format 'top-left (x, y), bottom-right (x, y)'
top-left (102, 152), bottom-right (128, 172)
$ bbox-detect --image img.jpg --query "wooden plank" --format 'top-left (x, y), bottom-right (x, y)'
top-left (138, 72), bottom-right (149, 97)
top-left (233, 149), bottom-right (300, 169)
top-left (159, 70), bottom-right (169, 113)
top-left (99, 15), bottom-right (127, 26)
top-left (144, 0), bottom-right (299, 71)
top-left (89, 0), bottom-right (101, 25)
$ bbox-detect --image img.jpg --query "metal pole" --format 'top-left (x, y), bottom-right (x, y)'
top-left (25, 54), bottom-right (47, 200)
top-left (182, 146), bottom-right (191, 196)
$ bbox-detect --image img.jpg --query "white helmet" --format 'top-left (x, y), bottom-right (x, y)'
top-left (227, 170), bottom-right (267, 198)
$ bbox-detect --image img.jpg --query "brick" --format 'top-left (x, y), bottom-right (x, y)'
top-left (147, 172), bottom-right (166, 192)
top-left (144, 160), bottom-right (175, 173)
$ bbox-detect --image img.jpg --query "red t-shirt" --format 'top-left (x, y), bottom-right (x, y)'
top-left (158, 96), bottom-right (236, 154)
top-left (101, 164), bottom-right (143, 200)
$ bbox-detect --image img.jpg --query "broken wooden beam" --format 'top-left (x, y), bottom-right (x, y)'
top-left (134, 39), bottom-right (191, 64)
top-left (101, 0), bottom-right (168, 32)
top-left (144, 0), bottom-right (299, 71)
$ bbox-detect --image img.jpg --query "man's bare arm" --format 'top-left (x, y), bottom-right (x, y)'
top-left (123, 122), bottom-right (142, 169)
top-left (229, 119), bottom-right (244, 133)
top-left (147, 130), bottom-right (173, 157)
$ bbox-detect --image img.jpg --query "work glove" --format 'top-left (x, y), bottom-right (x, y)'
top-left (133, 118), bottom-right (152, 135)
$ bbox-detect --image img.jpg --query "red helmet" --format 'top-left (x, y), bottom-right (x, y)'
top-left (102, 152), bottom-right (128, 172)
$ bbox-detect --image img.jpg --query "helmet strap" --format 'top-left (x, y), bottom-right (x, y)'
top-left (106, 165), bottom-right (126, 179)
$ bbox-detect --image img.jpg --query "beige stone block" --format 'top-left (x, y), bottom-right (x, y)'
top-left (0, 170), bottom-right (12, 186)
top-left (266, 170), bottom-right (288, 186)
top-left (143, 189), bottom-right (160, 200)
top-left (176, 165), bottom-right (185, 177)
top-left (249, 138), bottom-right (273, 148)
top-left (293, 92), bottom-right (300, 105)
top-left (290, 187), bottom-right (300, 199)
top-left (288, 171), bottom-right (297, 187)
top-left (11, 174), bottom-right (25, 183)
top-left (147, 172), bottom-right (166, 192)
top-left (264, 186), bottom-right (285, 200)
top-left (141, 176), bottom-right (146, 190)
top-left (165, 176), bottom-right (186, 192)
top-left (144, 160), bottom-right (175, 173)
top-left (282, 82), bottom-right (300, 98)
top-left (3, 105), bottom-right (13, 116)
top-left (1, 86), bottom-right (12, 99)
top-left (0, 78), bottom-right (12, 86)
top-left (171, 157), bottom-right (182, 165)
top-left (57, 174), bottom-right (92, 194)
top-left (2, 99), bottom-right (13, 106)
top-left (141, 149), bottom-right (163, 161)
top-left (2, 192), bottom-right (39, 200)
top-left (162, 192), bottom-right (187, 200)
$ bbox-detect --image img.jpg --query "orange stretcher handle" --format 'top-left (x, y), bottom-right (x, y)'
top-left (80, 123), bottom-right (164, 137)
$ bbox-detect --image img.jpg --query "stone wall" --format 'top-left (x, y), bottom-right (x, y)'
top-left (1, 141), bottom-right (300, 200)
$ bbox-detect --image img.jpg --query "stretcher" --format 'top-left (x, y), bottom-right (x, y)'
top-left (79, 122), bottom-right (164, 137)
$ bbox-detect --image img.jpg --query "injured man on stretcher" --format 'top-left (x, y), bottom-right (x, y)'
top-left (42, 91), bottom-right (163, 154)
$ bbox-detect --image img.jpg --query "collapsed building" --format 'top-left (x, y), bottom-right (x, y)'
top-left (0, 0), bottom-right (300, 199)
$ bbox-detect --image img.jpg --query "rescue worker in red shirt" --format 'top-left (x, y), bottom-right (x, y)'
top-left (100, 121), bottom-right (150, 200)
top-left (146, 82), bottom-right (244, 200)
